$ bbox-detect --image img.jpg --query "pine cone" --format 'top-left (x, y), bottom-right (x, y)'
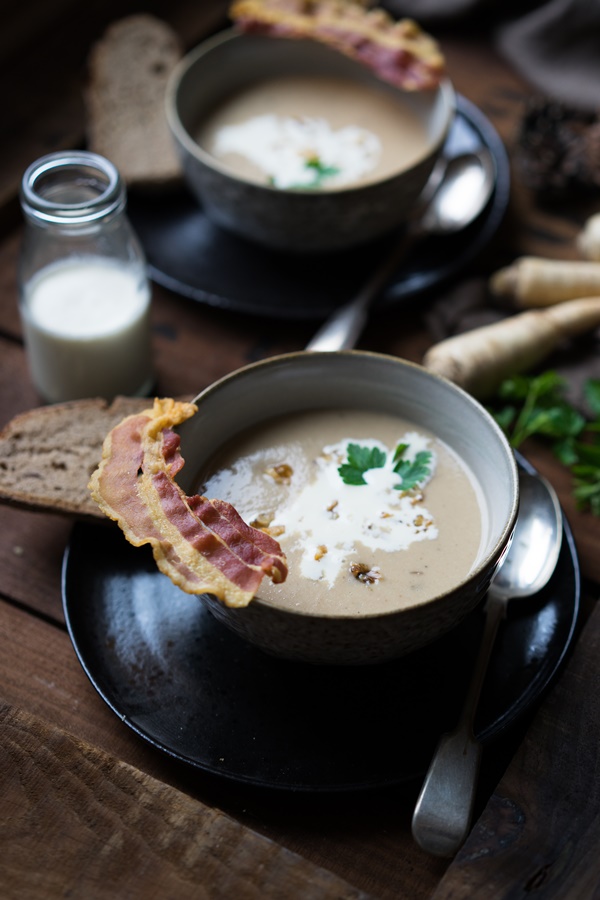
top-left (567, 121), bottom-right (600, 190)
top-left (515, 96), bottom-right (600, 195)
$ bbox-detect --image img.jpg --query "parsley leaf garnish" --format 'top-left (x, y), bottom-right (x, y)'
top-left (338, 443), bottom-right (386, 485)
top-left (392, 445), bottom-right (432, 491)
top-left (287, 156), bottom-right (341, 190)
top-left (305, 156), bottom-right (340, 184)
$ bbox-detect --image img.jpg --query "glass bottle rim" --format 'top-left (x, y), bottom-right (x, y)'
top-left (20, 151), bottom-right (125, 225)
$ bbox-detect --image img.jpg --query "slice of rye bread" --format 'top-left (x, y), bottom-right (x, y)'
top-left (85, 14), bottom-right (184, 189)
top-left (0, 397), bottom-right (153, 520)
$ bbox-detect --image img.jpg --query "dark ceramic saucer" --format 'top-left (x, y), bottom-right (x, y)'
top-left (63, 454), bottom-right (580, 792)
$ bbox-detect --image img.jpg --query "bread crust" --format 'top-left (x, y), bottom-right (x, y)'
top-left (0, 397), bottom-right (152, 519)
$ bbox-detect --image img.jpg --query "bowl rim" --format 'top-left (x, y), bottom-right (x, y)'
top-left (183, 349), bottom-right (519, 622)
top-left (165, 27), bottom-right (457, 196)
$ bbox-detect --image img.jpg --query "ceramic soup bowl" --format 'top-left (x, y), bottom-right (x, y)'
top-left (166, 29), bottom-right (455, 253)
top-left (175, 351), bottom-right (518, 665)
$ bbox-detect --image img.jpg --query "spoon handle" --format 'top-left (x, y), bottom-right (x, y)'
top-left (411, 590), bottom-right (507, 857)
top-left (305, 230), bottom-right (416, 352)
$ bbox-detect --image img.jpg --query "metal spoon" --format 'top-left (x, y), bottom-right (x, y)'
top-left (305, 148), bottom-right (497, 352)
top-left (411, 471), bottom-right (564, 858)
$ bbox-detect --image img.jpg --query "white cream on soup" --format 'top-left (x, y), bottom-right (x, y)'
top-left (270, 433), bottom-right (437, 586)
top-left (211, 114), bottom-right (381, 189)
top-left (199, 410), bottom-right (486, 617)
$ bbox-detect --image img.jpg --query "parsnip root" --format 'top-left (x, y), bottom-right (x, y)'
top-left (577, 213), bottom-right (600, 262)
top-left (489, 256), bottom-right (600, 307)
top-left (422, 296), bottom-right (600, 399)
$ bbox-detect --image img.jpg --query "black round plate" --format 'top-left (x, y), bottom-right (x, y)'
top-left (63, 455), bottom-right (580, 793)
top-left (127, 94), bottom-right (510, 321)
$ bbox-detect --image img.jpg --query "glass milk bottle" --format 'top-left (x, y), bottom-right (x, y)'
top-left (18, 151), bottom-right (154, 403)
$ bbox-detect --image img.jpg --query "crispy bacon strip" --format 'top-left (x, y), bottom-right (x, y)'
top-left (229, 0), bottom-right (445, 91)
top-left (89, 398), bottom-right (287, 608)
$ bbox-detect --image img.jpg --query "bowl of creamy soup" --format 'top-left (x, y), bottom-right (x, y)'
top-left (174, 351), bottom-right (518, 664)
top-left (165, 29), bottom-right (455, 253)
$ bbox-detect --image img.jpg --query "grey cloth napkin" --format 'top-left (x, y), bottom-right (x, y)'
top-left (385, 0), bottom-right (600, 112)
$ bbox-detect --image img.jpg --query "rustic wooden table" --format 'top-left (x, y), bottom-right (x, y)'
top-left (2, 3), bottom-right (600, 898)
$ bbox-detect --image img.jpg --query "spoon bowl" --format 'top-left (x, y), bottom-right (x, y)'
top-left (306, 148), bottom-right (496, 352)
top-left (419, 149), bottom-right (496, 234)
top-left (411, 470), bottom-right (563, 857)
top-left (492, 472), bottom-right (563, 601)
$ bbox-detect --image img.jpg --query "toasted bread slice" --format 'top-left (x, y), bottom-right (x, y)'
top-left (0, 397), bottom-right (151, 519)
top-left (85, 14), bottom-right (183, 189)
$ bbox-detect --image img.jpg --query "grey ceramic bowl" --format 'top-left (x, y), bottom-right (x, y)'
top-left (165, 29), bottom-right (455, 253)
top-left (175, 351), bottom-right (519, 665)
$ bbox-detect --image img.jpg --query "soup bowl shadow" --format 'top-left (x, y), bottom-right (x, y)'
top-left (176, 351), bottom-right (519, 665)
top-left (165, 29), bottom-right (455, 254)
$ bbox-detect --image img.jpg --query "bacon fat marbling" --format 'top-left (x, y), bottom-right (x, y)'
top-left (89, 398), bottom-right (287, 607)
top-left (229, 0), bottom-right (445, 91)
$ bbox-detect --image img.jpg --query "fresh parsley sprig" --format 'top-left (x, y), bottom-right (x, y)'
top-left (492, 371), bottom-right (586, 446)
top-left (392, 444), bottom-right (432, 491)
top-left (305, 156), bottom-right (340, 183)
top-left (489, 372), bottom-right (600, 515)
top-left (338, 443), bottom-right (386, 485)
top-left (285, 156), bottom-right (341, 190)
top-left (337, 442), bottom-right (432, 490)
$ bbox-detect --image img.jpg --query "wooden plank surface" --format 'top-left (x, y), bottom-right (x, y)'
top-left (2, 4), bottom-right (600, 898)
top-left (0, 704), bottom-right (372, 900)
top-left (435, 600), bottom-right (600, 898)
top-left (0, 598), bottom-right (451, 898)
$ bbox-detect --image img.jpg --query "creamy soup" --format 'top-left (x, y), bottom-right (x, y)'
top-left (196, 75), bottom-right (430, 190)
top-left (197, 409), bottom-right (486, 616)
